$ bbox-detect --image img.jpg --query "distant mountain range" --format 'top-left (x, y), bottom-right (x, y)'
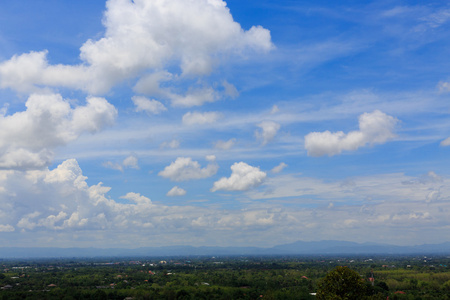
top-left (2, 240), bottom-right (450, 258)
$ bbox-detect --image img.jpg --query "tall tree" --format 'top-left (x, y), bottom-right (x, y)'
top-left (316, 266), bottom-right (368, 300)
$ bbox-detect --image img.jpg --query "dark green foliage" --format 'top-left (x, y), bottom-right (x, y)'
top-left (316, 266), bottom-right (368, 300)
top-left (375, 280), bottom-right (389, 291)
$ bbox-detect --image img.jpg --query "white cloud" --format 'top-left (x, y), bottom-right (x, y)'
top-left (271, 162), bottom-right (287, 174)
top-left (0, 0), bottom-right (273, 96)
top-left (160, 139), bottom-right (180, 149)
top-left (0, 50), bottom-right (89, 94)
top-left (103, 155), bottom-right (139, 172)
top-left (120, 192), bottom-right (152, 205)
top-left (222, 80), bottom-right (239, 99)
top-left (71, 96), bottom-right (118, 134)
top-left (182, 111), bottom-right (221, 125)
top-left (0, 149), bottom-right (53, 170)
top-left (304, 110), bottom-right (398, 157)
top-left (132, 96), bottom-right (167, 115)
top-left (63, 212), bottom-right (88, 228)
top-left (167, 186), bottom-right (187, 197)
top-left (214, 138), bottom-right (236, 150)
top-left (270, 105), bottom-right (279, 114)
top-left (133, 71), bottom-right (173, 95)
top-left (102, 161), bottom-right (124, 172)
top-left (211, 162), bottom-right (266, 192)
top-left (123, 155), bottom-right (139, 169)
top-left (0, 93), bottom-right (116, 170)
top-left (0, 158), bottom-right (296, 247)
top-left (44, 159), bottom-right (86, 184)
top-left (440, 137), bottom-right (450, 146)
top-left (159, 157), bottom-right (218, 181)
top-left (169, 87), bottom-right (218, 107)
top-left (426, 190), bottom-right (439, 203)
top-left (437, 81), bottom-right (450, 93)
top-left (0, 224), bottom-right (14, 232)
top-left (139, 79), bottom-right (238, 108)
top-left (205, 155), bottom-right (216, 162)
top-left (0, 104), bottom-right (8, 117)
top-left (418, 8), bottom-right (450, 30)
top-left (2, 159), bottom-right (450, 247)
top-left (255, 121), bottom-right (281, 145)
top-left (249, 171), bottom-right (446, 205)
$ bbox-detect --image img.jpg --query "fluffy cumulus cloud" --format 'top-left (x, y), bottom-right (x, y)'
top-left (182, 111), bottom-right (221, 125)
top-left (159, 156), bottom-right (218, 181)
top-left (167, 186), bottom-right (187, 197)
top-left (0, 0), bottom-right (273, 99)
top-left (211, 162), bottom-right (266, 192)
top-left (0, 160), bottom-right (160, 240)
top-left (304, 110), bottom-right (398, 157)
top-left (0, 93), bottom-right (117, 170)
top-left (255, 121), bottom-right (281, 145)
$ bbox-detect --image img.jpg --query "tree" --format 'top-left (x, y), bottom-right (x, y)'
top-left (316, 266), bottom-right (368, 300)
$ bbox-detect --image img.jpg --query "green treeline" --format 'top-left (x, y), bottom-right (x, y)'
top-left (0, 255), bottom-right (450, 299)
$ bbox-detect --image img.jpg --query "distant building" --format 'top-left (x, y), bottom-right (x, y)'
top-left (1, 285), bottom-right (12, 290)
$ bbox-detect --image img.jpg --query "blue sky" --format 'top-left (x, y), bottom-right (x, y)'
top-left (1, 0), bottom-right (450, 248)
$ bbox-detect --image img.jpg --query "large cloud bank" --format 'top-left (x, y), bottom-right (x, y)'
top-left (0, 0), bottom-right (273, 102)
top-left (2, 159), bottom-right (450, 247)
top-left (0, 159), bottom-right (286, 246)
